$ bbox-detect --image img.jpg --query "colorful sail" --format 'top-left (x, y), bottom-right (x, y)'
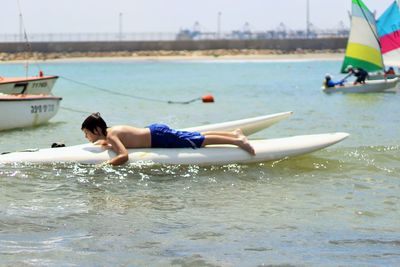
top-left (376, 1), bottom-right (400, 64)
top-left (341, 0), bottom-right (384, 73)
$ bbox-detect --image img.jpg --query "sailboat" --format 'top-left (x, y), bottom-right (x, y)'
top-left (368, 0), bottom-right (400, 80)
top-left (323, 0), bottom-right (399, 93)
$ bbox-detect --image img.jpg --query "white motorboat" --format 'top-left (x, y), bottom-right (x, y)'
top-left (0, 93), bottom-right (62, 131)
top-left (0, 74), bottom-right (58, 95)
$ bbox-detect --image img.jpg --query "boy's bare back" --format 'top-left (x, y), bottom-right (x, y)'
top-left (107, 125), bottom-right (151, 148)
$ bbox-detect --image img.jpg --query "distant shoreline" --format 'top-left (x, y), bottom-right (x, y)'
top-left (0, 49), bottom-right (344, 63)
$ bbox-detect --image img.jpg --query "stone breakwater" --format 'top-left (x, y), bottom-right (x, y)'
top-left (0, 48), bottom-right (344, 62)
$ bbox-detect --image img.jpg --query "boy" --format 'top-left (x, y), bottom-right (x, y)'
top-left (324, 74), bottom-right (344, 88)
top-left (81, 113), bottom-right (256, 166)
top-left (345, 65), bottom-right (369, 85)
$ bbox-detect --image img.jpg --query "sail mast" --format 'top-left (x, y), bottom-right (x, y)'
top-left (306, 0), bottom-right (310, 38)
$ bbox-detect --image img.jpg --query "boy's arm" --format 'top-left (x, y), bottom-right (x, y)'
top-left (334, 80), bottom-right (344, 86)
top-left (106, 134), bottom-right (129, 166)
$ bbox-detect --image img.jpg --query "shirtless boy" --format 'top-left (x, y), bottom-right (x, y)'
top-left (81, 112), bottom-right (256, 166)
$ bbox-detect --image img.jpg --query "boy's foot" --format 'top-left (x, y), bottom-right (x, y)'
top-left (238, 136), bottom-right (256, 156)
top-left (233, 128), bottom-right (245, 138)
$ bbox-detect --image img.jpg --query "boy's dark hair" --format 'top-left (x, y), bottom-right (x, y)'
top-left (81, 112), bottom-right (108, 136)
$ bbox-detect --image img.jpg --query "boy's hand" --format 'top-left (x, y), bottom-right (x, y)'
top-left (94, 140), bottom-right (111, 149)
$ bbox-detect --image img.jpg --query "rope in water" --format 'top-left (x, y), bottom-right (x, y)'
top-left (60, 75), bottom-right (211, 105)
top-left (15, 0), bottom-right (213, 110)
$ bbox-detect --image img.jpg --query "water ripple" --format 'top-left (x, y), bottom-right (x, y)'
top-left (330, 239), bottom-right (400, 246)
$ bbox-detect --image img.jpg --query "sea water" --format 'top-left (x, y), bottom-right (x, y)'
top-left (0, 58), bottom-right (399, 266)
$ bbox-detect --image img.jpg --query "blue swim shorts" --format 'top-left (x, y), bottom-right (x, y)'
top-left (147, 123), bottom-right (205, 149)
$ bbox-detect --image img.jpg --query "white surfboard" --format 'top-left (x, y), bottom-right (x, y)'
top-left (0, 111), bottom-right (291, 154)
top-left (0, 133), bottom-right (349, 165)
top-left (182, 111), bottom-right (292, 135)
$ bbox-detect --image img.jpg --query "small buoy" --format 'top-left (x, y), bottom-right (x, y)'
top-left (39, 70), bottom-right (44, 77)
top-left (202, 94), bottom-right (214, 103)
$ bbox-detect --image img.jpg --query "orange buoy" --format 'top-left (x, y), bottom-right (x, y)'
top-left (202, 94), bottom-right (215, 103)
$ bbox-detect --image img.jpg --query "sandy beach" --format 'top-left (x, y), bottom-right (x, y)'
top-left (0, 49), bottom-right (344, 63)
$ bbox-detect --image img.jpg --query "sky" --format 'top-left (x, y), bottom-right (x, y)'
top-left (0, 0), bottom-right (396, 34)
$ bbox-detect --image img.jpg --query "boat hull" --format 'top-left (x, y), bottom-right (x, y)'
top-left (0, 76), bottom-right (58, 94)
top-left (0, 133), bottom-right (349, 165)
top-left (323, 78), bottom-right (399, 93)
top-left (367, 73), bottom-right (400, 80)
top-left (0, 94), bottom-right (62, 131)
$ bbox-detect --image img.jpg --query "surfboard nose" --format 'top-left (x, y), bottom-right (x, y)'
top-left (333, 132), bottom-right (350, 140)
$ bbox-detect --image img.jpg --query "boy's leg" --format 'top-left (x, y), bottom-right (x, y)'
top-left (201, 129), bottom-right (244, 138)
top-left (201, 135), bottom-right (255, 155)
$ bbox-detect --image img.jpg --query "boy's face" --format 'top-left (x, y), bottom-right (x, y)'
top-left (83, 128), bottom-right (101, 143)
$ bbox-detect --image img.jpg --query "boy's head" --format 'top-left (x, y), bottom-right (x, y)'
top-left (325, 73), bottom-right (332, 81)
top-left (345, 65), bottom-right (354, 73)
top-left (81, 112), bottom-right (108, 142)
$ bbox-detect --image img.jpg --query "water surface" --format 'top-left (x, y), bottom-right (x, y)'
top-left (0, 59), bottom-right (399, 266)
